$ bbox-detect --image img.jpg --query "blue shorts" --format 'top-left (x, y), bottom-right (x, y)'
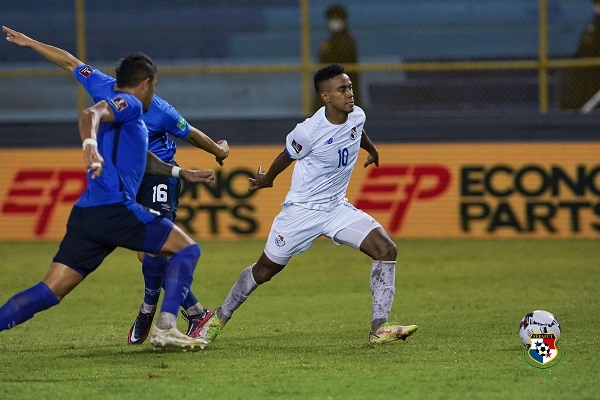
top-left (53, 202), bottom-right (173, 277)
top-left (136, 174), bottom-right (181, 221)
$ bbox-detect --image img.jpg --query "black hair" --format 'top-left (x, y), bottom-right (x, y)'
top-left (115, 52), bottom-right (157, 88)
top-left (313, 63), bottom-right (346, 94)
top-left (326, 4), bottom-right (347, 21)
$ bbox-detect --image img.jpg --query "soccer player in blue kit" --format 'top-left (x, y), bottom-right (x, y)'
top-left (3, 26), bottom-right (230, 345)
top-left (0, 51), bottom-right (214, 351)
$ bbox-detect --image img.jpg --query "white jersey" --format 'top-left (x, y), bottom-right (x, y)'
top-left (283, 106), bottom-right (366, 211)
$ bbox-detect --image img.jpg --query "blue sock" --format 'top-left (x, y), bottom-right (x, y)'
top-left (161, 244), bottom-right (200, 316)
top-left (142, 255), bottom-right (168, 306)
top-left (0, 282), bottom-right (60, 332)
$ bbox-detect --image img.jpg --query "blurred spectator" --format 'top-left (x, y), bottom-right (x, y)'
top-left (559, 0), bottom-right (600, 110)
top-left (313, 4), bottom-right (361, 112)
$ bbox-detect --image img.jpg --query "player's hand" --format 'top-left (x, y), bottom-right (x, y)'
top-left (180, 169), bottom-right (215, 184)
top-left (363, 152), bottom-right (379, 168)
top-left (215, 140), bottom-right (230, 166)
top-left (3, 26), bottom-right (32, 47)
top-left (248, 166), bottom-right (273, 192)
top-left (83, 143), bottom-right (104, 179)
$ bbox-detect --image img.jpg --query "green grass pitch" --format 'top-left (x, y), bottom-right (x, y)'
top-left (0, 239), bottom-right (598, 399)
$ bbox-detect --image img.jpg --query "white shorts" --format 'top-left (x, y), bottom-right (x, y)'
top-left (264, 200), bottom-right (381, 265)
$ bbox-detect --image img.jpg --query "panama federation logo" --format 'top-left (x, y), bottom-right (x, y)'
top-left (350, 127), bottom-right (357, 140)
top-left (274, 235), bottom-right (285, 248)
top-left (523, 333), bottom-right (561, 368)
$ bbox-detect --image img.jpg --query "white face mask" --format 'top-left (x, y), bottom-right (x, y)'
top-left (328, 18), bottom-right (345, 33)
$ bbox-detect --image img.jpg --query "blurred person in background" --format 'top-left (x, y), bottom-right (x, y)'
top-left (558, 0), bottom-right (600, 110)
top-left (313, 4), bottom-right (361, 113)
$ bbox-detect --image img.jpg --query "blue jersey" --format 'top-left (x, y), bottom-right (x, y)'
top-left (74, 64), bottom-right (190, 164)
top-left (75, 89), bottom-right (148, 207)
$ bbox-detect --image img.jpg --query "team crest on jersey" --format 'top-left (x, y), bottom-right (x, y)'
top-left (326, 137), bottom-right (334, 144)
top-left (176, 115), bottom-right (187, 131)
top-left (109, 96), bottom-right (129, 112)
top-left (350, 127), bottom-right (358, 140)
top-left (274, 235), bottom-right (286, 247)
top-left (78, 65), bottom-right (94, 78)
top-left (291, 140), bottom-right (303, 154)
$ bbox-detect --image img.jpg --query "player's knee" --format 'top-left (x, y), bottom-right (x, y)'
top-left (374, 240), bottom-right (397, 261)
top-left (252, 262), bottom-right (284, 285)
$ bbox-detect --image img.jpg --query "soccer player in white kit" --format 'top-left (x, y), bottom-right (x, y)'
top-left (199, 64), bottom-right (417, 345)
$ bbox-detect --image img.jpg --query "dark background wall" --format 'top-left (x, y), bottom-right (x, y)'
top-left (1, 114), bottom-right (599, 149)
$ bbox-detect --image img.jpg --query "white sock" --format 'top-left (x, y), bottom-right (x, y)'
top-left (155, 312), bottom-right (177, 330)
top-left (370, 260), bottom-right (396, 329)
top-left (140, 302), bottom-right (157, 314)
top-left (185, 302), bottom-right (205, 317)
top-left (220, 265), bottom-right (258, 322)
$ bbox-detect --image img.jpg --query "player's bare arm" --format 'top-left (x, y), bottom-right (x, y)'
top-left (79, 101), bottom-right (113, 178)
top-left (360, 129), bottom-right (379, 168)
top-left (3, 26), bottom-right (82, 72)
top-left (248, 151), bottom-right (294, 192)
top-left (184, 126), bottom-right (230, 166)
top-left (145, 152), bottom-right (215, 184)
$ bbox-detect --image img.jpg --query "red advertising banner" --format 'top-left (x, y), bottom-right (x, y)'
top-left (0, 143), bottom-right (599, 240)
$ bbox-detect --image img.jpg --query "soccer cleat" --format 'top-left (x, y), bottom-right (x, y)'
top-left (195, 310), bottom-right (226, 343)
top-left (181, 309), bottom-right (214, 339)
top-left (369, 322), bottom-right (418, 345)
top-left (128, 310), bottom-right (156, 345)
top-left (149, 326), bottom-right (208, 351)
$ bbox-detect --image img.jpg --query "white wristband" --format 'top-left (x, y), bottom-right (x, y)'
top-left (171, 166), bottom-right (181, 178)
top-left (82, 138), bottom-right (97, 150)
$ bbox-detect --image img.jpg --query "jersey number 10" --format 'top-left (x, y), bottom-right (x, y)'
top-left (337, 148), bottom-right (349, 168)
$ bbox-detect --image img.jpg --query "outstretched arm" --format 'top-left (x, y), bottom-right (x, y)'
top-left (146, 152), bottom-right (215, 184)
top-left (3, 26), bottom-right (82, 72)
top-left (184, 125), bottom-right (230, 166)
top-left (79, 101), bottom-right (113, 178)
top-left (360, 129), bottom-right (379, 168)
top-left (248, 150), bottom-right (294, 192)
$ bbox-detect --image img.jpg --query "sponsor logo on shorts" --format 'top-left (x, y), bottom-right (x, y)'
top-left (291, 140), bottom-right (303, 154)
top-left (109, 96), bottom-right (128, 112)
top-left (78, 65), bottom-right (94, 78)
top-left (274, 234), bottom-right (285, 247)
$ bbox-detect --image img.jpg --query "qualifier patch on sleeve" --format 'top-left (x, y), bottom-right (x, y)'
top-left (109, 96), bottom-right (129, 112)
top-left (291, 139), bottom-right (303, 154)
top-left (176, 115), bottom-right (187, 131)
top-left (78, 65), bottom-right (94, 78)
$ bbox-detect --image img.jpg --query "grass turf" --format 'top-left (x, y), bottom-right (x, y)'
top-left (0, 239), bottom-right (598, 399)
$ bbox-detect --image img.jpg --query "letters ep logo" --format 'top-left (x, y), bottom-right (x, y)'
top-left (355, 165), bottom-right (451, 233)
top-left (1, 169), bottom-right (87, 236)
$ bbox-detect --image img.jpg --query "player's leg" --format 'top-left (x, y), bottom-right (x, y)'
top-left (127, 251), bottom-right (165, 344)
top-left (331, 206), bottom-right (417, 344)
top-left (131, 175), bottom-right (207, 343)
top-left (0, 262), bottom-right (74, 332)
top-left (1, 206), bottom-right (111, 333)
top-left (198, 204), bottom-right (320, 343)
top-left (147, 221), bottom-right (207, 350)
top-left (197, 253), bottom-right (286, 343)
